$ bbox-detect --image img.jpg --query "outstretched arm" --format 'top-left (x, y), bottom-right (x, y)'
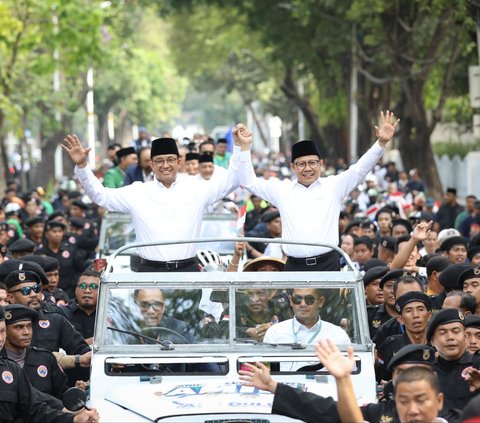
top-left (390, 220), bottom-right (432, 270)
top-left (62, 135), bottom-right (91, 168)
top-left (375, 110), bottom-right (400, 148)
top-left (315, 339), bottom-right (363, 423)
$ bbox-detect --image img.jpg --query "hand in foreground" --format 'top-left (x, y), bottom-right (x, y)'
top-left (375, 110), bottom-right (400, 146)
top-left (238, 361), bottom-right (277, 393)
top-left (315, 339), bottom-right (355, 379)
top-left (233, 123), bottom-right (253, 149)
top-left (462, 366), bottom-right (480, 392)
top-left (73, 407), bottom-right (100, 422)
top-left (411, 220), bottom-right (433, 242)
top-left (62, 134), bottom-right (91, 168)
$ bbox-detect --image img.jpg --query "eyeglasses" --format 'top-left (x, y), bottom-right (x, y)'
top-left (152, 157), bottom-right (177, 167)
top-left (294, 160), bottom-right (320, 170)
top-left (11, 284), bottom-right (42, 296)
top-left (77, 283), bottom-right (99, 291)
top-left (291, 294), bottom-right (317, 305)
top-left (137, 301), bottom-right (164, 312)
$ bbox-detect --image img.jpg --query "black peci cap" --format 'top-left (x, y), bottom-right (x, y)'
top-left (438, 263), bottom-right (472, 290)
top-left (150, 138), bottom-right (179, 158)
top-left (427, 308), bottom-right (465, 342)
top-left (198, 153), bottom-right (214, 164)
top-left (387, 344), bottom-right (436, 372)
top-left (185, 153), bottom-right (199, 162)
top-left (115, 147), bottom-right (136, 160)
top-left (291, 140), bottom-right (321, 162)
top-left (380, 269), bottom-right (405, 289)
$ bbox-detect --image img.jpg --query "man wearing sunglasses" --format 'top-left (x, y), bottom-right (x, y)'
top-left (233, 111), bottom-right (399, 271)
top-left (263, 288), bottom-right (350, 370)
top-left (62, 269), bottom-right (100, 345)
top-left (4, 268), bottom-right (92, 373)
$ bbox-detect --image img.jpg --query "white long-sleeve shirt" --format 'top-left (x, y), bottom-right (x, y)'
top-left (75, 146), bottom-right (243, 261)
top-left (234, 142), bottom-right (385, 257)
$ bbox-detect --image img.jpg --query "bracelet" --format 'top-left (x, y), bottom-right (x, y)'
top-left (229, 262), bottom-right (239, 267)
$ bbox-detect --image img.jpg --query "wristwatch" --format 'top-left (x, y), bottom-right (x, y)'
top-left (75, 354), bottom-right (81, 366)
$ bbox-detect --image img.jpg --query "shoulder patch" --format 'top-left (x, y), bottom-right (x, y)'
top-left (2, 370), bottom-right (13, 384)
top-left (38, 319), bottom-right (50, 329)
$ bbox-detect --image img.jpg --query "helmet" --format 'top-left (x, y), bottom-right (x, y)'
top-left (196, 249), bottom-right (225, 272)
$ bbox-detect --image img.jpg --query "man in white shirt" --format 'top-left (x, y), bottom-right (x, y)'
top-left (62, 135), bottom-right (244, 272)
top-left (232, 111), bottom-right (399, 271)
top-left (263, 287), bottom-right (350, 370)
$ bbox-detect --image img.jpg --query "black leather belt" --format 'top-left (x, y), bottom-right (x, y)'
top-left (287, 250), bottom-right (336, 266)
top-left (139, 257), bottom-right (197, 270)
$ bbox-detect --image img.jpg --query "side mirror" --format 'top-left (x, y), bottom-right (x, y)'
top-left (63, 387), bottom-right (87, 412)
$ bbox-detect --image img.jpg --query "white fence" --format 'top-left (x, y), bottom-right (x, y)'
top-left (434, 152), bottom-right (480, 199)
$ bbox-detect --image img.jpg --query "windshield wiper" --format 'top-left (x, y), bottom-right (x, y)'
top-left (234, 338), bottom-right (307, 349)
top-left (107, 326), bottom-right (175, 350)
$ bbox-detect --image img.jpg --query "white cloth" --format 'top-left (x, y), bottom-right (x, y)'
top-left (234, 142), bottom-right (385, 257)
top-left (75, 146), bottom-right (243, 261)
top-left (263, 316), bottom-right (350, 370)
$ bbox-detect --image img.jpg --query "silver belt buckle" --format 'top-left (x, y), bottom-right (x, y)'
top-left (165, 261), bottom-right (178, 270)
top-left (305, 257), bottom-right (317, 266)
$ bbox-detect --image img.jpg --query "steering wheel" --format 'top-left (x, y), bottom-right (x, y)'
top-left (140, 327), bottom-right (190, 344)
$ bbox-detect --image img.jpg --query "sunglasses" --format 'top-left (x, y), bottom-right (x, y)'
top-left (137, 301), bottom-right (164, 312)
top-left (291, 294), bottom-right (317, 305)
top-left (77, 283), bottom-right (99, 291)
top-left (11, 284), bottom-right (42, 296)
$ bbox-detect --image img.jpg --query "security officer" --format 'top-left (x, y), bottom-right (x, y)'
top-left (24, 216), bottom-right (45, 249)
top-left (4, 268), bottom-right (91, 371)
top-left (369, 269), bottom-right (404, 339)
top-left (458, 265), bottom-right (480, 314)
top-left (35, 221), bottom-right (88, 297)
top-left (364, 266), bottom-right (389, 310)
top-left (0, 305), bottom-right (101, 422)
top-left (376, 291), bottom-right (432, 380)
top-left (243, 343), bottom-right (459, 423)
top-left (428, 307), bottom-right (480, 409)
top-left (2, 304), bottom-right (68, 400)
top-left (8, 238), bottom-right (37, 259)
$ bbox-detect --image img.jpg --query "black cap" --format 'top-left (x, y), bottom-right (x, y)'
top-left (380, 236), bottom-right (397, 252)
top-left (439, 236), bottom-right (468, 252)
top-left (45, 221), bottom-right (66, 231)
top-left (151, 138), bottom-right (179, 158)
top-left (344, 220), bottom-right (362, 234)
top-left (457, 266), bottom-right (480, 289)
top-left (4, 304), bottom-right (39, 325)
top-left (8, 239), bottom-right (36, 254)
top-left (391, 219), bottom-right (413, 234)
top-left (386, 344), bottom-right (436, 372)
top-left (363, 266), bottom-right (389, 286)
top-left (198, 153), bottom-right (214, 164)
top-left (465, 314), bottom-right (480, 329)
top-left (5, 269), bottom-right (42, 290)
top-left (66, 191), bottom-right (82, 200)
top-left (185, 153), bottom-right (199, 161)
top-left (71, 200), bottom-right (88, 210)
top-left (47, 211), bottom-right (65, 221)
top-left (25, 216), bottom-right (44, 227)
top-left (438, 263), bottom-right (472, 290)
top-left (261, 211), bottom-right (280, 223)
top-left (291, 140), bottom-right (320, 162)
top-left (426, 256), bottom-right (450, 276)
top-left (116, 147), bottom-right (136, 160)
top-left (69, 217), bottom-right (84, 229)
top-left (22, 255), bottom-right (59, 274)
top-left (427, 308), bottom-right (465, 342)
top-left (380, 269), bottom-right (406, 289)
top-left (446, 187), bottom-right (457, 195)
top-left (363, 258), bottom-right (386, 272)
top-left (395, 291), bottom-right (431, 314)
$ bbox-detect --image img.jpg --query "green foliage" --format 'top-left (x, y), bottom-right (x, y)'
top-left (433, 141), bottom-right (480, 159)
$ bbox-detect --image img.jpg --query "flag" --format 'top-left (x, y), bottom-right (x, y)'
top-left (237, 203), bottom-right (247, 236)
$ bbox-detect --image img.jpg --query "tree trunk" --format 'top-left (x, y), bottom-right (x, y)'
top-left (0, 111), bottom-right (11, 193)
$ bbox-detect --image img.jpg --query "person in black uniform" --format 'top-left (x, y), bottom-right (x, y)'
top-left (368, 269), bottom-right (404, 339)
top-left (4, 268), bottom-right (92, 372)
top-left (24, 216), bottom-right (45, 249)
top-left (35, 221), bottom-right (87, 298)
top-left (376, 291), bottom-right (431, 380)
top-left (428, 308), bottom-right (480, 409)
top-left (239, 343), bottom-right (459, 423)
top-left (0, 305), bottom-right (100, 422)
top-left (1, 304), bottom-right (68, 400)
top-left (372, 274), bottom-right (424, 346)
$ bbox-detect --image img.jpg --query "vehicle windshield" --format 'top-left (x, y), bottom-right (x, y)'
top-left (103, 284), bottom-right (361, 347)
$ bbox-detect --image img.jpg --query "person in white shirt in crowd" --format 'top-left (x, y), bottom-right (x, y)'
top-left (62, 135), bottom-right (245, 272)
top-left (263, 287), bottom-right (350, 370)
top-left (232, 110), bottom-right (399, 271)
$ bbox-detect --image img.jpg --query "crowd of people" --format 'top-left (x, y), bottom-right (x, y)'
top-left (1, 111), bottom-right (480, 421)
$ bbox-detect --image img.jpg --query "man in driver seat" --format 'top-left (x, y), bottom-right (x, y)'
top-left (134, 288), bottom-right (194, 344)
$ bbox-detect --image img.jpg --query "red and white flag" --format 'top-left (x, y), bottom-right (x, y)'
top-left (236, 203), bottom-right (247, 236)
